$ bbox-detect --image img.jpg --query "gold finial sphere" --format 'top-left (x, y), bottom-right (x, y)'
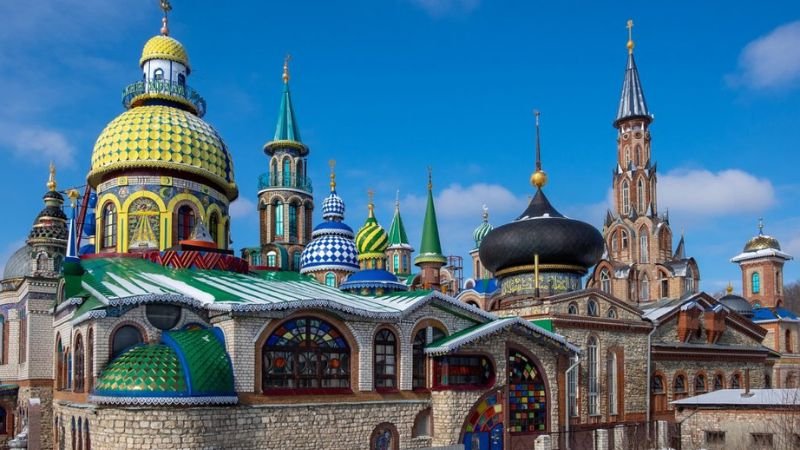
top-left (47, 162), bottom-right (57, 191)
top-left (726, 282), bottom-right (734, 295)
top-left (626, 19), bottom-right (635, 54)
top-left (530, 170), bottom-right (548, 189)
top-left (67, 189), bottom-right (80, 208)
top-left (329, 159), bottom-right (336, 191)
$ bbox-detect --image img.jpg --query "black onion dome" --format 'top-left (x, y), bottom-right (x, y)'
top-left (479, 189), bottom-right (604, 275)
top-left (719, 293), bottom-right (753, 318)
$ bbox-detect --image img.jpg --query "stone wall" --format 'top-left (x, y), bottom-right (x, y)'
top-left (18, 385), bottom-right (54, 450)
top-left (56, 400), bottom-right (431, 450)
top-left (676, 406), bottom-right (800, 450)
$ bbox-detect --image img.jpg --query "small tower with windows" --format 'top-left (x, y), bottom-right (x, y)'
top-left (385, 193), bottom-right (414, 278)
top-left (413, 170), bottom-right (447, 291)
top-left (731, 219), bottom-right (793, 308)
top-left (257, 56), bottom-right (314, 271)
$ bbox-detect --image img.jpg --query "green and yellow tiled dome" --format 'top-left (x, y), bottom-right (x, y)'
top-left (140, 35), bottom-right (190, 70)
top-left (87, 105), bottom-right (238, 199)
top-left (356, 205), bottom-right (389, 260)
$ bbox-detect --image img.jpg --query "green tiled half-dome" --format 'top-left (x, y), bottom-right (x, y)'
top-left (95, 344), bottom-right (186, 394)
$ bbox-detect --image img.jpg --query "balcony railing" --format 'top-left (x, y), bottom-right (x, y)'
top-left (258, 173), bottom-right (313, 193)
top-left (122, 79), bottom-right (207, 117)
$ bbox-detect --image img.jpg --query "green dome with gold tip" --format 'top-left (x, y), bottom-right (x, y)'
top-left (91, 328), bottom-right (237, 406)
top-left (355, 200), bottom-right (389, 260)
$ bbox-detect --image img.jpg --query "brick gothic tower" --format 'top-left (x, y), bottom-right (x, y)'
top-left (256, 57), bottom-right (314, 271)
top-left (731, 220), bottom-right (793, 308)
top-left (588, 21), bottom-right (699, 303)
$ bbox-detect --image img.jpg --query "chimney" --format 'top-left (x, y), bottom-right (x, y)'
top-left (741, 369), bottom-right (754, 398)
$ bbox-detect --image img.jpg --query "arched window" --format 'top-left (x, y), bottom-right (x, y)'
top-left (56, 336), bottom-right (64, 390)
top-left (752, 272), bottom-right (761, 294)
top-left (289, 204), bottom-right (298, 240)
top-left (274, 202), bottom-right (284, 237)
top-left (730, 373), bottom-right (741, 389)
top-left (84, 419), bottom-right (91, 450)
top-left (508, 350), bottom-right (547, 432)
top-left (374, 329), bottom-right (397, 389)
top-left (567, 303), bottom-right (578, 315)
top-left (77, 417), bottom-right (83, 450)
top-left (412, 330), bottom-right (426, 390)
top-left (66, 348), bottom-right (72, 389)
top-left (267, 251), bottom-right (277, 267)
top-left (660, 272), bottom-right (670, 298)
top-left (652, 374), bottom-right (666, 411)
top-left (412, 409), bottom-right (432, 438)
top-left (787, 330), bottom-right (794, 353)
top-left (624, 145), bottom-right (631, 166)
top-left (765, 373), bottom-right (772, 388)
top-left (641, 273), bottom-right (650, 302)
top-left (87, 329), bottom-right (94, 391)
top-left (587, 336), bottom-right (599, 415)
top-left (0, 315), bottom-right (5, 364)
top-left (639, 229), bottom-right (649, 263)
top-left (607, 307), bottom-right (618, 319)
top-left (694, 374), bottom-right (707, 393)
top-left (622, 181), bottom-right (630, 215)
top-left (208, 212), bottom-right (219, 246)
top-left (674, 374), bottom-right (687, 398)
top-left (74, 334), bottom-right (85, 393)
top-left (111, 325), bottom-right (143, 358)
top-left (685, 266), bottom-right (696, 294)
top-left (607, 351), bottom-right (618, 415)
top-left (153, 68), bottom-right (164, 80)
top-left (261, 317), bottom-right (351, 391)
top-left (177, 73), bottom-right (185, 87)
top-left (102, 203), bottom-right (117, 249)
top-left (393, 254), bottom-right (399, 273)
top-left (325, 272), bottom-right (337, 287)
top-left (621, 230), bottom-right (629, 249)
top-left (176, 205), bottom-right (195, 242)
top-left (296, 160), bottom-right (304, 187)
top-left (587, 299), bottom-right (599, 317)
top-left (637, 178), bottom-right (646, 213)
top-left (611, 234), bottom-right (619, 253)
top-left (282, 158), bottom-right (291, 187)
top-left (600, 269), bottom-right (611, 294)
top-left (652, 374), bottom-right (664, 393)
top-left (270, 158), bottom-right (278, 185)
top-left (369, 423), bottom-right (399, 450)
top-left (635, 144), bottom-right (642, 166)
top-left (292, 252), bottom-right (301, 271)
top-left (713, 373), bottom-right (724, 391)
top-left (0, 408), bottom-right (6, 435)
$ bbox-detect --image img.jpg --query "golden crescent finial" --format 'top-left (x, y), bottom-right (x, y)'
top-left (626, 19), bottom-right (634, 54)
top-left (283, 54), bottom-right (292, 84)
top-left (329, 159), bottom-right (336, 192)
top-left (47, 162), bottom-right (57, 192)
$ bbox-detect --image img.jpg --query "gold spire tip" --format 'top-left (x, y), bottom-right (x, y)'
top-left (626, 19), bottom-right (634, 54)
top-left (47, 162), bottom-right (57, 192)
top-left (159, 0), bottom-right (172, 36)
top-left (283, 54), bottom-right (292, 84)
top-left (367, 189), bottom-right (375, 215)
top-left (531, 109), bottom-right (547, 189)
top-left (329, 159), bottom-right (336, 192)
top-left (726, 282), bottom-right (734, 295)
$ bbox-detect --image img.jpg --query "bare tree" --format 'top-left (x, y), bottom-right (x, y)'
top-left (783, 281), bottom-right (800, 313)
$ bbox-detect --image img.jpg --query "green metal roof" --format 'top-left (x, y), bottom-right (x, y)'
top-left (387, 204), bottom-right (411, 247)
top-left (163, 329), bottom-right (234, 395)
top-left (531, 319), bottom-right (554, 332)
top-left (272, 83), bottom-right (302, 143)
top-left (95, 344), bottom-right (186, 394)
top-left (414, 187), bottom-right (446, 266)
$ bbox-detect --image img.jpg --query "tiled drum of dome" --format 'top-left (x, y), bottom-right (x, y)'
top-left (95, 345), bottom-right (186, 393)
top-left (508, 351), bottom-right (547, 432)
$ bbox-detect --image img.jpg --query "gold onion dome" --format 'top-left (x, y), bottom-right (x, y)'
top-left (87, 105), bottom-right (237, 200)
top-left (140, 35), bottom-right (190, 71)
top-left (356, 201), bottom-right (389, 258)
top-left (744, 233), bottom-right (781, 252)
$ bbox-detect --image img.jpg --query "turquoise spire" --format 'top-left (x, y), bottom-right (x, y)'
top-left (387, 193), bottom-right (412, 250)
top-left (414, 170), bottom-right (447, 266)
top-left (264, 56), bottom-right (307, 155)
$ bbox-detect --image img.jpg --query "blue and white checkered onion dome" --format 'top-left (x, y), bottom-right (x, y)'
top-left (299, 233), bottom-right (359, 273)
top-left (322, 191), bottom-right (346, 221)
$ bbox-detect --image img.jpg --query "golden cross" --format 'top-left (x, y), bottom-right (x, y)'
top-left (627, 19), bottom-right (634, 39)
top-left (283, 54), bottom-right (292, 83)
top-left (758, 217), bottom-right (764, 233)
top-left (160, 0), bottom-right (172, 16)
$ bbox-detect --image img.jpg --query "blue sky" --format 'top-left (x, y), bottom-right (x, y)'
top-left (1, 0), bottom-right (799, 294)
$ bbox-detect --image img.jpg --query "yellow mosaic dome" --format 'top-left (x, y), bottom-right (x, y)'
top-left (140, 35), bottom-right (190, 70)
top-left (87, 105), bottom-right (237, 200)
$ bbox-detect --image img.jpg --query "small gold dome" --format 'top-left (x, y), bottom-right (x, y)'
top-left (140, 35), bottom-right (190, 70)
top-left (743, 234), bottom-right (781, 252)
top-left (530, 170), bottom-right (548, 189)
top-left (87, 105), bottom-right (237, 199)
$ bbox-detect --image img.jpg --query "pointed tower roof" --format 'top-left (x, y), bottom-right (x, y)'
top-left (264, 56), bottom-right (308, 156)
top-left (414, 170), bottom-right (447, 266)
top-left (614, 20), bottom-right (652, 127)
top-left (673, 233), bottom-right (686, 260)
top-left (387, 192), bottom-right (413, 250)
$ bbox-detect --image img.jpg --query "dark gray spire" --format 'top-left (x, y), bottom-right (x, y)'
top-left (614, 52), bottom-right (651, 127)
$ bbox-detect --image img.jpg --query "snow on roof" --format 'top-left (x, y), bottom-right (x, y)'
top-left (671, 389), bottom-right (800, 407)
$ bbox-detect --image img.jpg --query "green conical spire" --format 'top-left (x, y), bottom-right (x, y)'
top-left (414, 171), bottom-right (447, 266)
top-left (264, 56), bottom-right (307, 155)
top-left (388, 192), bottom-right (412, 249)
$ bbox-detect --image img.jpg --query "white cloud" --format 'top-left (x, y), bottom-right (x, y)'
top-left (0, 126), bottom-right (76, 167)
top-left (229, 198), bottom-right (257, 220)
top-left (659, 169), bottom-right (775, 216)
top-left (728, 20), bottom-right (800, 90)
top-left (402, 182), bottom-right (527, 220)
top-left (409, 0), bottom-right (480, 17)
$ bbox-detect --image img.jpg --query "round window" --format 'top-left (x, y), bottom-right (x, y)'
top-left (145, 304), bottom-right (182, 330)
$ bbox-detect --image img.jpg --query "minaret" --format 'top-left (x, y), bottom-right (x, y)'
top-left (386, 191), bottom-right (414, 277)
top-left (257, 56), bottom-right (314, 271)
top-left (27, 163), bottom-right (69, 277)
top-left (414, 169), bottom-right (447, 290)
top-left (470, 205), bottom-right (493, 280)
top-left (731, 219), bottom-right (793, 308)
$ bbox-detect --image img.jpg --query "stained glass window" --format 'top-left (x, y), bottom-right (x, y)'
top-left (433, 355), bottom-right (493, 388)
top-left (464, 392), bottom-right (503, 435)
top-left (102, 203), bottom-right (116, 249)
top-left (374, 329), bottom-right (397, 389)
top-left (752, 272), bottom-right (761, 294)
top-left (412, 330), bottom-right (426, 389)
top-left (262, 317), bottom-right (350, 391)
top-left (507, 350), bottom-right (547, 433)
top-left (370, 423), bottom-right (397, 450)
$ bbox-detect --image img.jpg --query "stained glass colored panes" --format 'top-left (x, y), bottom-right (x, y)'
top-left (374, 329), bottom-right (397, 389)
top-left (507, 350), bottom-right (547, 433)
top-left (433, 355), bottom-right (493, 388)
top-left (262, 317), bottom-right (350, 391)
top-left (464, 392), bottom-right (502, 433)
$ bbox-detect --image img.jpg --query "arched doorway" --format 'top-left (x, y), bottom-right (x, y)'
top-left (461, 390), bottom-right (504, 450)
